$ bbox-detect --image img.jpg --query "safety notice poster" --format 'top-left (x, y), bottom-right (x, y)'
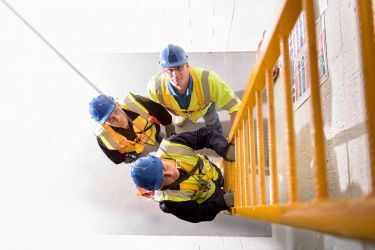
top-left (289, 13), bottom-right (308, 106)
top-left (289, 12), bottom-right (328, 109)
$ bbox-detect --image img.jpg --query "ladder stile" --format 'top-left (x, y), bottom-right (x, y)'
top-left (280, 34), bottom-right (298, 203)
top-left (303, 0), bottom-right (328, 201)
top-left (266, 68), bottom-right (279, 204)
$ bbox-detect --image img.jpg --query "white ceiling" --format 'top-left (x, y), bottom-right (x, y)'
top-left (3, 0), bottom-right (282, 53)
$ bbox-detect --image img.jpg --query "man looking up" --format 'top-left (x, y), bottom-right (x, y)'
top-left (130, 128), bottom-right (235, 223)
top-left (89, 93), bottom-right (175, 164)
top-left (147, 44), bottom-right (241, 134)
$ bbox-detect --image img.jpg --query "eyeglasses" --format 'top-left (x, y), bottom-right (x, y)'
top-left (163, 64), bottom-right (186, 74)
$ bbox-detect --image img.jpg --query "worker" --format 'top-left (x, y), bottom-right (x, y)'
top-left (130, 127), bottom-right (235, 223)
top-left (147, 44), bottom-right (241, 134)
top-left (89, 92), bottom-right (176, 164)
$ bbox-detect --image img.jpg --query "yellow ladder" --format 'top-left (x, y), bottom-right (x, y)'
top-left (222, 0), bottom-right (375, 242)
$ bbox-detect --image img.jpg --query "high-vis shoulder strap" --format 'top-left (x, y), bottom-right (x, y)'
top-left (122, 92), bottom-right (149, 120)
top-left (154, 72), bottom-right (166, 107)
top-left (158, 139), bottom-right (196, 157)
top-left (189, 68), bottom-right (205, 109)
top-left (200, 70), bottom-right (210, 105)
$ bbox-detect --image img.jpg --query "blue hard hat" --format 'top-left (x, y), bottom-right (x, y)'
top-left (89, 95), bottom-right (116, 123)
top-left (131, 156), bottom-right (163, 191)
top-left (159, 44), bottom-right (188, 68)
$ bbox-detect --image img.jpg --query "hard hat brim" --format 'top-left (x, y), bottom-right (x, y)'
top-left (98, 103), bottom-right (115, 124)
top-left (160, 58), bottom-right (188, 68)
top-left (131, 156), bottom-right (164, 191)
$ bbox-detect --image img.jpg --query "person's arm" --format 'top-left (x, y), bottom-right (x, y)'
top-left (169, 127), bottom-right (231, 158)
top-left (159, 188), bottom-right (229, 223)
top-left (97, 137), bottom-right (138, 164)
top-left (230, 111), bottom-right (237, 126)
top-left (133, 94), bottom-right (172, 126)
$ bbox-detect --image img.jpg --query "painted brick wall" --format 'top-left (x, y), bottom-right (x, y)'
top-left (272, 0), bottom-right (374, 249)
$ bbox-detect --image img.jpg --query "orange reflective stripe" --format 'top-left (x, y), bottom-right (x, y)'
top-left (102, 124), bottom-right (135, 154)
top-left (99, 128), bottom-right (126, 152)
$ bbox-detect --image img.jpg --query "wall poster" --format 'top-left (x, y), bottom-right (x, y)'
top-left (289, 11), bottom-right (328, 110)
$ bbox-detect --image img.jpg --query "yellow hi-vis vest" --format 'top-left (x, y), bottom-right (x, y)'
top-left (151, 67), bottom-right (212, 122)
top-left (154, 139), bottom-right (219, 204)
top-left (95, 92), bottom-right (157, 154)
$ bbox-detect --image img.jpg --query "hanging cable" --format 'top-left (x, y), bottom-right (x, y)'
top-left (1, 0), bottom-right (103, 94)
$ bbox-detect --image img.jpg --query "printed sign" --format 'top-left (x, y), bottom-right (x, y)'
top-left (289, 12), bottom-right (328, 109)
top-left (289, 13), bottom-right (308, 106)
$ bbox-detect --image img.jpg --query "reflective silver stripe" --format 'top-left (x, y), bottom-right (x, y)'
top-left (124, 93), bottom-right (148, 120)
top-left (155, 72), bottom-right (165, 106)
top-left (201, 70), bottom-right (210, 105)
top-left (222, 97), bottom-right (239, 111)
top-left (154, 189), bottom-right (195, 202)
top-left (159, 140), bottom-right (196, 157)
top-left (99, 129), bottom-right (124, 152)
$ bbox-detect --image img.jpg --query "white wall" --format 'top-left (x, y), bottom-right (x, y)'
top-left (0, 1), bottom-right (101, 248)
top-left (0, 2), bottom-right (277, 249)
top-left (2, 0), bottom-right (280, 53)
top-left (271, 0), bottom-right (375, 249)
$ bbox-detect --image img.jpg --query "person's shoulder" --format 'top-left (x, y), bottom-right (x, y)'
top-left (129, 93), bottom-right (160, 111)
top-left (130, 92), bottom-right (150, 101)
top-left (93, 124), bottom-right (105, 136)
top-left (190, 66), bottom-right (209, 72)
top-left (148, 71), bottom-right (165, 88)
top-left (191, 66), bottom-right (219, 79)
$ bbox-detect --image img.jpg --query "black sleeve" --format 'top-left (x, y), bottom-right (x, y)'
top-left (133, 94), bottom-right (172, 126)
top-left (96, 137), bottom-right (138, 164)
top-left (159, 188), bottom-right (228, 223)
top-left (169, 127), bottom-right (231, 158)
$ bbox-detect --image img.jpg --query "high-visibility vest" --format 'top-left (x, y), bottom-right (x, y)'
top-left (154, 139), bottom-right (219, 204)
top-left (152, 67), bottom-right (212, 122)
top-left (148, 66), bottom-right (241, 122)
top-left (95, 92), bottom-right (157, 154)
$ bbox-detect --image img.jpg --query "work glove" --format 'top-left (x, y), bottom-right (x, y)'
top-left (165, 123), bottom-right (176, 137)
top-left (223, 192), bottom-right (234, 208)
top-left (225, 144), bottom-right (235, 161)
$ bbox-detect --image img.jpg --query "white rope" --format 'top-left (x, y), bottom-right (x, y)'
top-left (1, 0), bottom-right (103, 94)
